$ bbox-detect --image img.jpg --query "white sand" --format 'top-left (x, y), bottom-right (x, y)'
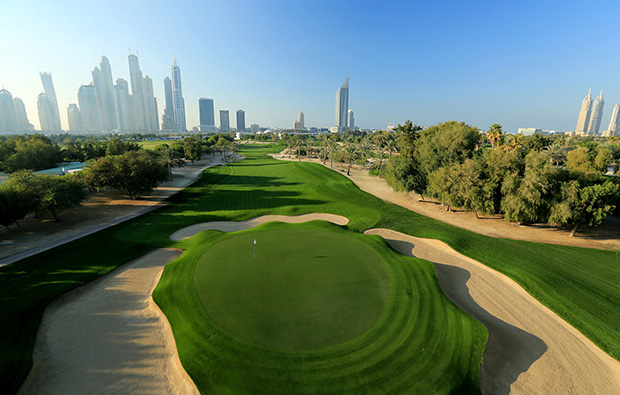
top-left (169, 213), bottom-right (349, 241)
top-left (365, 228), bottom-right (620, 394)
top-left (18, 248), bottom-right (199, 395)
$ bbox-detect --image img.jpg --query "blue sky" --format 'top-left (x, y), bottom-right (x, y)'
top-left (2, 0), bottom-right (620, 133)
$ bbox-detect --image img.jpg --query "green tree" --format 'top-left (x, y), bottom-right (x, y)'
top-left (486, 123), bottom-right (503, 149)
top-left (105, 138), bottom-right (140, 156)
top-left (549, 180), bottom-right (619, 236)
top-left (158, 146), bottom-right (186, 180)
top-left (341, 143), bottom-right (358, 176)
top-left (184, 137), bottom-right (204, 164)
top-left (395, 121), bottom-right (422, 159)
top-left (1, 134), bottom-right (62, 173)
top-left (81, 151), bottom-right (168, 199)
top-left (384, 155), bottom-right (427, 201)
top-left (4, 171), bottom-right (87, 222)
top-left (566, 147), bottom-right (611, 179)
top-left (0, 180), bottom-right (36, 227)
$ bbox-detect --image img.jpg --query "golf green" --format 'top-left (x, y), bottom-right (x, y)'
top-left (194, 228), bottom-right (391, 350)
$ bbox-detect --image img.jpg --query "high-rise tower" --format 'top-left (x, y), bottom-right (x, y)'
top-left (171, 55), bottom-right (186, 131)
top-left (0, 89), bottom-right (17, 132)
top-left (348, 109), bottom-right (355, 129)
top-left (100, 55), bottom-right (118, 130)
top-left (37, 92), bottom-right (58, 131)
top-left (294, 111), bottom-right (305, 129)
top-left (220, 110), bottom-right (230, 132)
top-left (236, 109), bottom-right (246, 132)
top-left (114, 78), bottom-right (132, 131)
top-left (67, 103), bottom-right (82, 131)
top-left (78, 84), bottom-right (102, 131)
top-left (128, 54), bottom-right (147, 130)
top-left (335, 77), bottom-right (349, 132)
top-left (575, 89), bottom-right (593, 135)
top-left (39, 72), bottom-right (62, 131)
top-left (604, 104), bottom-right (620, 137)
top-left (199, 98), bottom-right (215, 132)
top-left (13, 97), bottom-right (33, 131)
top-left (587, 90), bottom-right (605, 136)
top-left (162, 77), bottom-right (176, 130)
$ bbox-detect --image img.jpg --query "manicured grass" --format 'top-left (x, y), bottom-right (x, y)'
top-left (1, 142), bottom-right (619, 393)
top-left (193, 227), bottom-right (391, 350)
top-left (156, 222), bottom-right (487, 394)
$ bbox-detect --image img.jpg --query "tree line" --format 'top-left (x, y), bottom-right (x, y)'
top-left (383, 121), bottom-right (619, 236)
top-left (0, 133), bottom-right (237, 229)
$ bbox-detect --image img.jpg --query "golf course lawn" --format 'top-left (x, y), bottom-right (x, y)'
top-left (156, 221), bottom-right (487, 394)
top-left (194, 228), bottom-right (391, 350)
top-left (1, 143), bottom-right (619, 394)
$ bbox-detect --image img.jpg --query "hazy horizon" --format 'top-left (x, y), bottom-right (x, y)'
top-left (3, 1), bottom-right (620, 133)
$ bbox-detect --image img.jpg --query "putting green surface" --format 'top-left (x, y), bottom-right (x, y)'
top-left (194, 229), bottom-right (390, 350)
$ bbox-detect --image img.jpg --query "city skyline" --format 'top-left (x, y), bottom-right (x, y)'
top-left (5, 2), bottom-right (620, 133)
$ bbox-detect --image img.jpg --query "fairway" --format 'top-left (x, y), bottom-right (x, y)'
top-left (194, 228), bottom-right (390, 350)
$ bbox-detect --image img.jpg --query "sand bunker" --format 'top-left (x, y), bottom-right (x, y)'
top-left (169, 213), bottom-right (349, 240)
top-left (365, 228), bottom-right (620, 394)
top-left (18, 248), bottom-right (199, 395)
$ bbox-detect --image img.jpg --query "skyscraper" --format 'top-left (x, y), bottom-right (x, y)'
top-left (162, 77), bottom-right (176, 130)
top-left (128, 54), bottom-right (147, 130)
top-left (91, 66), bottom-right (106, 129)
top-left (348, 109), bottom-right (355, 130)
top-left (78, 84), bottom-right (102, 131)
top-left (199, 98), bottom-right (215, 132)
top-left (37, 93), bottom-right (58, 131)
top-left (0, 89), bottom-right (17, 132)
top-left (67, 103), bottom-right (82, 131)
top-left (604, 104), bottom-right (620, 137)
top-left (220, 110), bottom-right (230, 132)
top-left (335, 77), bottom-right (349, 132)
top-left (114, 78), bottom-right (131, 131)
top-left (294, 111), bottom-right (305, 129)
top-left (171, 55), bottom-right (186, 131)
top-left (575, 89), bottom-right (592, 135)
top-left (587, 90), bottom-right (605, 136)
top-left (236, 109), bottom-right (246, 132)
top-left (142, 75), bottom-right (159, 131)
top-left (39, 72), bottom-right (62, 131)
top-left (99, 55), bottom-right (118, 130)
top-left (13, 97), bottom-right (33, 131)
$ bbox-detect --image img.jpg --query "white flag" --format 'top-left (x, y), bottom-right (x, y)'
top-left (254, 239), bottom-right (257, 245)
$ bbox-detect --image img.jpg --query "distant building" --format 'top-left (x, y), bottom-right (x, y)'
top-left (37, 92), bottom-right (58, 131)
top-left (603, 104), bottom-right (620, 137)
top-left (236, 109), bottom-right (246, 132)
top-left (128, 54), bottom-right (147, 130)
top-left (171, 55), bottom-right (186, 131)
top-left (13, 97), bottom-right (34, 131)
top-left (587, 90), bottom-right (604, 136)
top-left (250, 123), bottom-right (260, 132)
top-left (220, 110), bottom-right (230, 132)
top-left (162, 77), bottom-right (176, 131)
top-left (99, 55), bottom-right (118, 131)
top-left (142, 75), bottom-right (159, 131)
top-left (115, 78), bottom-right (131, 131)
top-left (0, 89), bottom-right (17, 132)
top-left (348, 109), bottom-right (355, 129)
top-left (517, 128), bottom-right (542, 136)
top-left (67, 103), bottom-right (82, 131)
top-left (334, 77), bottom-right (349, 132)
top-left (294, 110), bottom-right (305, 129)
top-left (39, 72), bottom-right (62, 131)
top-left (199, 98), bottom-right (216, 132)
top-left (575, 89), bottom-right (593, 135)
top-left (78, 84), bottom-right (102, 131)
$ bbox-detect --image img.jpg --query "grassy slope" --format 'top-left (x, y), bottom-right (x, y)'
top-left (0, 143), bottom-right (618, 392)
top-left (156, 222), bottom-right (486, 394)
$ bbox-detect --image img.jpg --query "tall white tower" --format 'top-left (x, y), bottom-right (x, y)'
top-left (604, 104), bottom-right (620, 137)
top-left (335, 77), bottom-right (349, 132)
top-left (39, 72), bottom-right (62, 131)
top-left (171, 55), bottom-right (186, 131)
top-left (128, 54), bottom-right (147, 130)
top-left (575, 89), bottom-right (593, 135)
top-left (587, 90), bottom-right (605, 136)
top-left (100, 55), bottom-right (118, 130)
top-left (348, 109), bottom-right (355, 129)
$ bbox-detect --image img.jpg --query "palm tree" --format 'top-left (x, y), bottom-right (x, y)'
top-left (386, 139), bottom-right (397, 157)
top-left (341, 143), bottom-right (358, 176)
top-left (487, 123), bottom-right (503, 149)
top-left (158, 146), bottom-right (185, 180)
top-left (328, 140), bottom-right (339, 168)
top-left (376, 150), bottom-right (388, 178)
top-left (319, 133), bottom-right (331, 164)
top-left (505, 133), bottom-right (524, 152)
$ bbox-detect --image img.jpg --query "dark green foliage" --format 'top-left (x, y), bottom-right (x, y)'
top-left (415, 121), bottom-right (481, 174)
top-left (183, 136), bottom-right (204, 164)
top-left (0, 134), bottom-right (62, 173)
top-left (80, 151), bottom-right (168, 199)
top-left (104, 137), bottom-right (141, 156)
